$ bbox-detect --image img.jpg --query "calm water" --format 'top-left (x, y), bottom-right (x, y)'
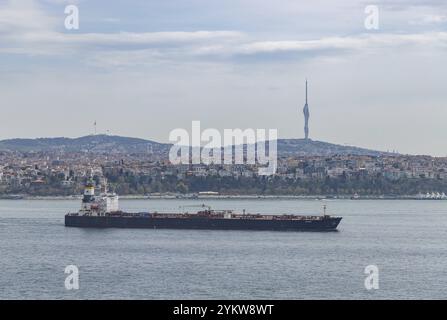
top-left (0, 198), bottom-right (446, 299)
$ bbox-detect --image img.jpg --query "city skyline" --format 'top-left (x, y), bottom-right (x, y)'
top-left (0, 1), bottom-right (446, 156)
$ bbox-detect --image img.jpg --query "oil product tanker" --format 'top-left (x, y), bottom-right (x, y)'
top-left (65, 182), bottom-right (342, 231)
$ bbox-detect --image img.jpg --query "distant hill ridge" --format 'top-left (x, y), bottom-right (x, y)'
top-left (0, 135), bottom-right (167, 154)
top-left (0, 134), bottom-right (393, 156)
top-left (275, 139), bottom-right (391, 156)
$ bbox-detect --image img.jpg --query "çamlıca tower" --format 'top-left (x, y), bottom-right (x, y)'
top-left (303, 79), bottom-right (310, 140)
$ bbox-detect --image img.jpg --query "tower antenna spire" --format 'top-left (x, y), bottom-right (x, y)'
top-left (305, 78), bottom-right (308, 104)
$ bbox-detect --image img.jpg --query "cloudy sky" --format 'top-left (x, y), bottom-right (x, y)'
top-left (0, 0), bottom-right (446, 155)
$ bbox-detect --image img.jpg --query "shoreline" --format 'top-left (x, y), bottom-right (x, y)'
top-left (0, 194), bottom-right (445, 201)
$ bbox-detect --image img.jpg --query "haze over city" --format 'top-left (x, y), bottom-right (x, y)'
top-left (0, 0), bottom-right (446, 155)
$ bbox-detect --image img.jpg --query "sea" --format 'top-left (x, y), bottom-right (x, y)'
top-left (0, 198), bottom-right (446, 300)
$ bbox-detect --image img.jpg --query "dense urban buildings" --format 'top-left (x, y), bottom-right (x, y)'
top-left (1, 148), bottom-right (447, 198)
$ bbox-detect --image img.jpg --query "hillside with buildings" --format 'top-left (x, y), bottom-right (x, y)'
top-left (0, 134), bottom-right (446, 197)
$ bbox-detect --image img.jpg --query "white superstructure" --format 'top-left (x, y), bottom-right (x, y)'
top-left (79, 180), bottom-right (119, 216)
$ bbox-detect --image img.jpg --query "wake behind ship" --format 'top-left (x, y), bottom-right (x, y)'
top-left (65, 182), bottom-right (342, 231)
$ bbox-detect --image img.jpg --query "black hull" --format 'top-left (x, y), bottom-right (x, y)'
top-left (65, 215), bottom-right (342, 231)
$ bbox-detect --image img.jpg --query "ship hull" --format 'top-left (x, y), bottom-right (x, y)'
top-left (65, 215), bottom-right (342, 231)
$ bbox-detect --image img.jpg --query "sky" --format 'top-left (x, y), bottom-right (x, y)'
top-left (0, 0), bottom-right (446, 156)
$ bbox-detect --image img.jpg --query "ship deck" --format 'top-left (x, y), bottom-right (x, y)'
top-left (66, 211), bottom-right (339, 221)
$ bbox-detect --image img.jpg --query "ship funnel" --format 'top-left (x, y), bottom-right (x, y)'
top-left (84, 184), bottom-right (95, 196)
